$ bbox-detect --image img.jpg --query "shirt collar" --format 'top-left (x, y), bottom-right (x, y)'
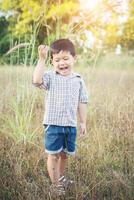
top-left (54, 71), bottom-right (81, 78)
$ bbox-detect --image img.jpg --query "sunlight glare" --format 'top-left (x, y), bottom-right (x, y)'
top-left (79, 0), bottom-right (101, 10)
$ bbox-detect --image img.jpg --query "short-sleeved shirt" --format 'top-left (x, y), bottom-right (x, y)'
top-left (34, 70), bottom-right (88, 127)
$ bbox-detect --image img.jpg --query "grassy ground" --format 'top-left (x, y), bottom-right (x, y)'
top-left (0, 55), bottom-right (134, 200)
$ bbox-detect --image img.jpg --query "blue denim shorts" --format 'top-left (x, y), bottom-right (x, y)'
top-left (44, 125), bottom-right (77, 155)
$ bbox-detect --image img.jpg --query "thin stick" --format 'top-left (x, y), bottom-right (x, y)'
top-left (5, 43), bottom-right (31, 55)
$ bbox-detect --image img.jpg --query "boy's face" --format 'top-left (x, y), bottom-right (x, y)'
top-left (52, 51), bottom-right (76, 76)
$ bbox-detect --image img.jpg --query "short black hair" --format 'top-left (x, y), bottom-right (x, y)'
top-left (50, 39), bottom-right (75, 58)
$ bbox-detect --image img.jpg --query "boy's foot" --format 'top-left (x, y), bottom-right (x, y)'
top-left (59, 176), bottom-right (74, 189)
top-left (49, 183), bottom-right (65, 197)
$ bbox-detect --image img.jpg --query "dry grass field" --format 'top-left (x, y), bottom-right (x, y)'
top-left (0, 56), bottom-right (134, 200)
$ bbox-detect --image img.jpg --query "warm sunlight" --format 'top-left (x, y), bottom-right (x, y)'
top-left (79, 0), bottom-right (101, 10)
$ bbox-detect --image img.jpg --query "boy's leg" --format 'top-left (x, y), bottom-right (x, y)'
top-left (47, 154), bottom-right (60, 184)
top-left (58, 151), bottom-right (74, 189)
top-left (58, 151), bottom-right (67, 177)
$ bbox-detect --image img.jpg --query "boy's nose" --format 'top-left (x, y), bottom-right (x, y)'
top-left (59, 59), bottom-right (65, 65)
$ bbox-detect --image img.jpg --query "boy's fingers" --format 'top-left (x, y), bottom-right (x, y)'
top-left (38, 45), bottom-right (45, 49)
top-left (38, 45), bottom-right (47, 52)
top-left (79, 127), bottom-right (87, 138)
top-left (38, 45), bottom-right (49, 60)
top-left (78, 129), bottom-right (86, 139)
top-left (81, 126), bottom-right (86, 133)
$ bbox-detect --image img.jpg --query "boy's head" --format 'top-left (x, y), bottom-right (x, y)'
top-left (50, 39), bottom-right (76, 76)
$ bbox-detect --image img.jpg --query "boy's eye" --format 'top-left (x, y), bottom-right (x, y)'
top-left (55, 59), bottom-right (59, 62)
top-left (64, 58), bottom-right (69, 60)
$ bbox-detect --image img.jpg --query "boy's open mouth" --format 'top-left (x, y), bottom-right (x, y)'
top-left (59, 66), bottom-right (69, 71)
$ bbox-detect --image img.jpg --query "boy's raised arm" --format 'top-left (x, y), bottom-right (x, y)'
top-left (32, 45), bottom-right (48, 85)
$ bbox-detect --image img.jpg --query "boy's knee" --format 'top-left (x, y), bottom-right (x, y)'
top-left (48, 153), bottom-right (60, 160)
top-left (60, 151), bottom-right (67, 159)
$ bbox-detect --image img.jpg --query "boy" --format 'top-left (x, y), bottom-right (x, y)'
top-left (32, 39), bottom-right (88, 196)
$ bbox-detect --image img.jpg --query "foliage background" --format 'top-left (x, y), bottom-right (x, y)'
top-left (0, 0), bottom-right (134, 65)
top-left (0, 1), bottom-right (134, 200)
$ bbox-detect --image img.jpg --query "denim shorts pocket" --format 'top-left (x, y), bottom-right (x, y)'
top-left (44, 125), bottom-right (50, 132)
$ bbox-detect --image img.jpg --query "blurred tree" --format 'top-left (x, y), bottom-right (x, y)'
top-left (121, 0), bottom-right (134, 49)
top-left (0, 16), bottom-right (10, 55)
top-left (0, 0), bottom-right (79, 64)
top-left (0, 0), bottom-right (79, 44)
top-left (0, 0), bottom-right (134, 64)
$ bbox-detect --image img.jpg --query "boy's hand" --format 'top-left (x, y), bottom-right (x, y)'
top-left (38, 45), bottom-right (48, 60)
top-left (79, 123), bottom-right (87, 138)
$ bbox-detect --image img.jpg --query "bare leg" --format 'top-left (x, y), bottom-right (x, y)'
top-left (58, 151), bottom-right (67, 177)
top-left (47, 154), bottom-right (60, 184)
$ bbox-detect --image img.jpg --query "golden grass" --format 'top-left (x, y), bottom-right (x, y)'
top-left (0, 64), bottom-right (134, 200)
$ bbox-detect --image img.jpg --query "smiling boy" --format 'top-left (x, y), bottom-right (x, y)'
top-left (32, 39), bottom-right (88, 196)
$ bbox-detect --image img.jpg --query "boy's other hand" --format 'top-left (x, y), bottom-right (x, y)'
top-left (79, 123), bottom-right (87, 138)
top-left (38, 45), bottom-right (48, 60)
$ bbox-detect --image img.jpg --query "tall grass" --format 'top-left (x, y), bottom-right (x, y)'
top-left (0, 56), bottom-right (134, 199)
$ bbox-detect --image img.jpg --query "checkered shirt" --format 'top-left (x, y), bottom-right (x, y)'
top-left (33, 70), bottom-right (88, 127)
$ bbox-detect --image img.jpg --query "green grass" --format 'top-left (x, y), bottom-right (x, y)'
top-left (0, 55), bottom-right (134, 200)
